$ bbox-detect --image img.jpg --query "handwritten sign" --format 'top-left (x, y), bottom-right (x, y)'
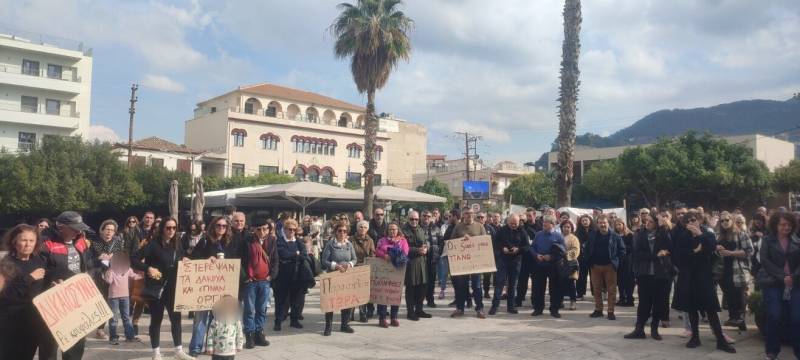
top-left (365, 258), bottom-right (406, 306)
top-left (319, 265), bottom-right (371, 313)
top-left (174, 259), bottom-right (241, 312)
top-left (445, 235), bottom-right (496, 276)
top-left (33, 274), bottom-right (113, 350)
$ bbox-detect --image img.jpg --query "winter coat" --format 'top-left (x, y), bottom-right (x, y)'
top-left (563, 233), bottom-right (581, 280)
top-left (633, 228), bottom-right (673, 280)
top-left (585, 230), bottom-right (626, 270)
top-left (757, 234), bottom-right (800, 289)
top-left (351, 234), bottom-right (375, 264)
top-left (671, 227), bottom-right (720, 313)
top-left (711, 230), bottom-right (753, 288)
top-left (402, 223), bottom-right (428, 286)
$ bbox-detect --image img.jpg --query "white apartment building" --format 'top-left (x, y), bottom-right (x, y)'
top-left (112, 136), bottom-right (203, 175)
top-left (185, 83), bottom-right (427, 188)
top-left (0, 28), bottom-right (92, 152)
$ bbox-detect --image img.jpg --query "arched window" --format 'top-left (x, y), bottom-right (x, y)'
top-left (375, 145), bottom-right (383, 161)
top-left (244, 98), bottom-right (262, 115)
top-left (260, 133), bottom-right (279, 150)
top-left (321, 168), bottom-right (333, 184)
top-left (286, 104), bottom-right (301, 121)
top-left (294, 166), bottom-right (306, 181)
top-left (266, 101), bottom-right (282, 118)
top-left (308, 167), bottom-right (320, 182)
top-left (338, 112), bottom-right (352, 127)
top-left (306, 107), bottom-right (319, 123)
top-left (231, 128), bottom-right (247, 147)
top-left (323, 110), bottom-right (336, 125)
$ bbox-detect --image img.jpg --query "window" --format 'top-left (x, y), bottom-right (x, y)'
top-left (244, 102), bottom-right (254, 114)
top-left (308, 168), bottom-right (320, 182)
top-left (376, 149), bottom-right (382, 161)
top-left (47, 64), bottom-right (62, 79)
top-left (21, 96), bottom-right (38, 113)
top-left (321, 169), bottom-right (333, 184)
top-left (150, 158), bottom-right (164, 168)
top-left (18, 132), bottom-right (36, 152)
top-left (294, 140), bottom-right (301, 152)
top-left (232, 163), bottom-right (245, 177)
top-left (294, 167), bottom-right (306, 181)
top-left (373, 174), bottom-right (382, 185)
top-left (348, 147), bottom-right (361, 158)
top-left (45, 99), bottom-right (60, 115)
top-left (177, 159), bottom-right (191, 173)
top-left (261, 137), bottom-right (278, 150)
top-left (265, 106), bottom-right (277, 117)
top-left (330, 146), bottom-right (335, 156)
top-left (259, 165), bottom-right (279, 174)
top-left (346, 172), bottom-right (361, 186)
top-left (22, 59), bottom-right (39, 76)
top-left (232, 132), bottom-right (245, 147)
top-left (210, 107), bottom-right (217, 113)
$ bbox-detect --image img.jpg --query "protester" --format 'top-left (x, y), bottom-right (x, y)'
top-left (122, 216), bottom-right (142, 254)
top-left (141, 211), bottom-right (156, 239)
top-left (103, 253), bottom-right (142, 345)
top-left (712, 211), bottom-right (753, 331)
top-left (205, 296), bottom-right (245, 360)
top-left (449, 207), bottom-right (487, 318)
top-left (0, 224), bottom-right (47, 360)
top-left (440, 209), bottom-right (460, 301)
top-left (624, 213), bottom-right (672, 340)
top-left (516, 208), bottom-right (540, 307)
top-left (240, 219), bottom-right (276, 349)
top-left (561, 219), bottom-right (581, 310)
top-left (758, 212), bottom-right (800, 360)
top-left (672, 211), bottom-right (736, 353)
top-left (91, 219), bottom-right (125, 339)
top-left (402, 211), bottom-right (432, 320)
top-left (320, 223), bottom-right (358, 336)
top-left (352, 220), bottom-right (375, 321)
top-left (375, 223), bottom-right (409, 328)
top-left (35, 218), bottom-right (51, 234)
top-left (478, 212), bottom-right (497, 299)
top-left (585, 214), bottom-right (625, 320)
top-left (489, 214), bottom-right (528, 315)
top-left (614, 219), bottom-right (635, 307)
top-left (351, 211), bottom-right (365, 235)
top-left (530, 214), bottom-right (565, 318)
top-left (421, 210), bottom-right (442, 308)
top-left (273, 219), bottom-right (311, 331)
top-left (575, 214), bottom-right (595, 300)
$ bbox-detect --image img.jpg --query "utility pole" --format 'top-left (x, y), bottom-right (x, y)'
top-left (455, 131), bottom-right (481, 205)
top-left (127, 83), bottom-right (138, 168)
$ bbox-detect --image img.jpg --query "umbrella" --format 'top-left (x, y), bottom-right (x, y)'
top-left (372, 185), bottom-right (446, 203)
top-left (237, 182), bottom-right (362, 216)
top-left (169, 180), bottom-right (179, 220)
top-left (192, 177), bottom-right (205, 221)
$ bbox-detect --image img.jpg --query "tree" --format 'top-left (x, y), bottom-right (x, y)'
top-left (555, 0), bottom-right (582, 207)
top-left (415, 179), bottom-right (454, 211)
top-left (773, 159), bottom-right (800, 193)
top-left (581, 160), bottom-right (625, 202)
top-left (503, 173), bottom-right (556, 209)
top-left (202, 173), bottom-right (294, 192)
top-left (331, 0), bottom-right (413, 217)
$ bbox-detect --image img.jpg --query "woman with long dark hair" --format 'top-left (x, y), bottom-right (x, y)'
top-left (131, 217), bottom-right (194, 360)
top-left (575, 214), bottom-right (595, 300)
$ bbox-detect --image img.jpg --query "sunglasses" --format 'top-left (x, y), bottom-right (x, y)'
top-left (128, 220), bottom-right (138, 224)
top-left (720, 219), bottom-right (731, 222)
top-left (285, 228), bottom-right (297, 231)
top-left (215, 223), bottom-right (227, 228)
top-left (164, 226), bottom-right (177, 230)
top-left (337, 229), bottom-right (349, 233)
top-left (410, 218), bottom-right (419, 221)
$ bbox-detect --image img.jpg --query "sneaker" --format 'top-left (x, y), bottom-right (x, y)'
top-left (531, 310), bottom-right (543, 316)
top-left (607, 313), bottom-right (616, 320)
top-left (476, 310), bottom-right (486, 319)
top-left (438, 289), bottom-right (445, 300)
top-left (110, 338), bottom-right (120, 345)
top-left (174, 351), bottom-right (195, 360)
top-left (589, 310), bottom-right (603, 318)
top-left (450, 310), bottom-right (464, 318)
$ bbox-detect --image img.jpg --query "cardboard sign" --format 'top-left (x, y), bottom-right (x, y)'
top-left (174, 259), bottom-right (241, 312)
top-left (319, 265), bottom-right (371, 313)
top-left (33, 273), bottom-right (113, 350)
top-left (365, 257), bottom-right (406, 306)
top-left (445, 235), bottom-right (497, 276)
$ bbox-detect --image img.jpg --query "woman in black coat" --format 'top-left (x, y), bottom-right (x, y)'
top-left (624, 213), bottom-right (672, 340)
top-left (672, 211), bottom-right (735, 353)
top-left (272, 219), bottom-right (312, 331)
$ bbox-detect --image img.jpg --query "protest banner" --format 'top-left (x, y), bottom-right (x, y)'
top-left (319, 265), bottom-right (371, 313)
top-left (445, 235), bottom-right (496, 276)
top-left (174, 259), bottom-right (241, 312)
top-left (365, 257), bottom-right (405, 306)
top-left (33, 273), bottom-right (113, 350)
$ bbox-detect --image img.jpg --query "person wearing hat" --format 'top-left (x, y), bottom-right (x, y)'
top-left (239, 218), bottom-right (277, 349)
top-left (39, 211), bottom-right (99, 360)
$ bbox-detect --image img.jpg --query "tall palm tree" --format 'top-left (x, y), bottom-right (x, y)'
top-left (331, 0), bottom-right (413, 216)
top-left (555, 0), bottom-right (582, 207)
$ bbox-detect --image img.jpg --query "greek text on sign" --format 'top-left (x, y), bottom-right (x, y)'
top-left (365, 257), bottom-right (405, 306)
top-left (319, 265), bottom-right (371, 313)
top-left (33, 273), bottom-right (113, 350)
top-left (174, 259), bottom-right (241, 312)
top-left (445, 235), bottom-right (497, 276)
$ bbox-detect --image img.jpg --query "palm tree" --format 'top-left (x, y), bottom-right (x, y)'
top-left (331, 0), bottom-right (413, 216)
top-left (555, 0), bottom-right (582, 207)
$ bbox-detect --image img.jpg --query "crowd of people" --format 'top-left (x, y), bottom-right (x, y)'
top-left (0, 204), bottom-right (798, 360)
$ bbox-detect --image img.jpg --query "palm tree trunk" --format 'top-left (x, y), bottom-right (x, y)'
top-left (556, 0), bottom-right (582, 208)
top-left (363, 89), bottom-right (378, 216)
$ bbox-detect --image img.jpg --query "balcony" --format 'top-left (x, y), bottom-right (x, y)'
top-left (0, 102), bottom-right (80, 130)
top-left (0, 64), bottom-right (82, 94)
top-left (228, 106), bottom-right (370, 131)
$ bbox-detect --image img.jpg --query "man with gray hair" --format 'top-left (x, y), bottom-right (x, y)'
top-left (489, 214), bottom-right (529, 315)
top-left (530, 214), bottom-right (565, 318)
top-left (401, 211), bottom-right (431, 320)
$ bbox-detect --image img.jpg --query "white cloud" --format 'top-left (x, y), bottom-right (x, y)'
top-left (142, 74), bottom-right (186, 93)
top-left (88, 125), bottom-right (121, 143)
top-left (433, 120), bottom-right (511, 143)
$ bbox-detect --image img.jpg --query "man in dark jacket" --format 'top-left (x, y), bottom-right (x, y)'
top-left (421, 210), bottom-right (442, 308)
top-left (585, 214), bottom-right (626, 320)
top-left (489, 214), bottom-right (529, 315)
top-left (368, 208), bottom-right (388, 242)
top-left (39, 211), bottom-right (99, 360)
top-left (240, 219), bottom-right (278, 349)
top-left (479, 212), bottom-right (499, 299)
top-left (273, 219), bottom-right (311, 331)
top-left (516, 208), bottom-right (540, 307)
top-left (530, 214), bottom-right (565, 318)
top-left (402, 212), bottom-right (431, 320)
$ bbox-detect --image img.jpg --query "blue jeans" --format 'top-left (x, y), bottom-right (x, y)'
top-left (454, 274), bottom-right (483, 311)
top-left (189, 310), bottom-right (211, 354)
top-left (437, 257), bottom-right (449, 290)
top-left (763, 286), bottom-right (800, 357)
top-left (243, 280), bottom-right (271, 333)
top-left (107, 297), bottom-right (134, 340)
top-left (493, 258), bottom-right (520, 308)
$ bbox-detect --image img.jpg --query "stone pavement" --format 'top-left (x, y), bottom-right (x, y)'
top-left (82, 288), bottom-right (787, 360)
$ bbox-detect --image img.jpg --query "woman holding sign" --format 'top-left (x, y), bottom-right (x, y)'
top-left (320, 223), bottom-right (358, 336)
top-left (0, 224), bottom-right (47, 360)
top-left (352, 220), bottom-right (376, 322)
top-left (132, 217), bottom-right (195, 360)
top-left (374, 223), bottom-right (409, 328)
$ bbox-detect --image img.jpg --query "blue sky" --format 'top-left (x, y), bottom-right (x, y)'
top-left (1, 0), bottom-right (798, 163)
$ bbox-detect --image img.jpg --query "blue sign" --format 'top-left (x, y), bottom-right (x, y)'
top-left (463, 181), bottom-right (490, 199)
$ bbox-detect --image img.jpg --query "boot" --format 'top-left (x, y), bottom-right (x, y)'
top-left (624, 323), bottom-right (646, 339)
top-left (358, 307), bottom-right (368, 323)
top-left (366, 303), bottom-right (375, 319)
top-left (254, 330), bottom-right (270, 346)
top-left (244, 332), bottom-right (255, 349)
top-left (273, 320), bottom-right (281, 332)
top-left (379, 316), bottom-right (388, 328)
top-left (716, 340), bottom-right (736, 353)
top-left (650, 319), bottom-right (662, 341)
top-left (323, 313), bottom-right (333, 336)
top-left (341, 310), bottom-right (354, 333)
top-left (686, 335), bottom-right (701, 348)
top-left (289, 319), bottom-right (303, 329)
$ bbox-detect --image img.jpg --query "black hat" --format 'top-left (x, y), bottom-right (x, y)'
top-left (55, 211), bottom-right (91, 232)
top-left (252, 218), bottom-right (269, 227)
top-left (592, 207), bottom-right (602, 211)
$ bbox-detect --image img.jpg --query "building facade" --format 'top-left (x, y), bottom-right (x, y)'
top-left (0, 28), bottom-right (92, 153)
top-left (112, 136), bottom-right (203, 175)
top-left (185, 83), bottom-right (426, 188)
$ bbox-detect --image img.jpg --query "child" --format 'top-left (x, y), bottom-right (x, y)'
top-left (206, 296), bottom-right (245, 360)
top-left (103, 252), bottom-right (142, 345)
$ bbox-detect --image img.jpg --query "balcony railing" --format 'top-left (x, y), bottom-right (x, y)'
top-left (229, 106), bottom-right (368, 130)
top-left (0, 24), bottom-right (92, 56)
top-left (0, 63), bottom-right (81, 82)
top-left (17, 142), bottom-right (34, 153)
top-left (0, 102), bottom-right (79, 118)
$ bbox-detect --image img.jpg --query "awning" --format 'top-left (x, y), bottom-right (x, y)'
top-left (372, 185), bottom-right (446, 203)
